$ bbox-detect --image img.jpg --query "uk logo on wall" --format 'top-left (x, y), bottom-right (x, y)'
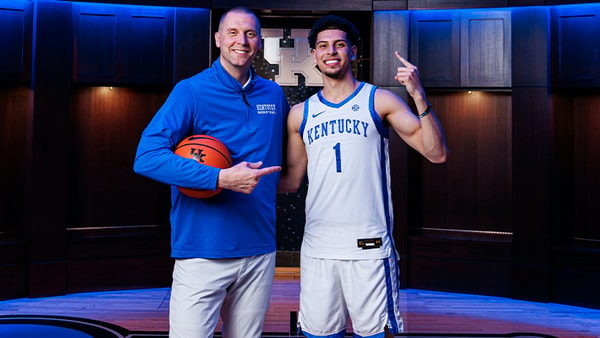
top-left (260, 28), bottom-right (323, 87)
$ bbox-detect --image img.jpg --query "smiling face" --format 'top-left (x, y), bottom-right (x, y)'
top-left (215, 9), bottom-right (262, 80)
top-left (312, 29), bottom-right (357, 80)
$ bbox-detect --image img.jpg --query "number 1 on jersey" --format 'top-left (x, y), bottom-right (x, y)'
top-left (333, 142), bottom-right (342, 173)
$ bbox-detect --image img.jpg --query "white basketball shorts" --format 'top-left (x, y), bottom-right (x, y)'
top-left (298, 253), bottom-right (403, 338)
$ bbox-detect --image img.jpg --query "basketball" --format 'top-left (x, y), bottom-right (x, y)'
top-left (174, 135), bottom-right (232, 198)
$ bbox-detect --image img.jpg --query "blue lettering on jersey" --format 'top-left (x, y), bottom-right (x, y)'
top-left (306, 119), bottom-right (369, 145)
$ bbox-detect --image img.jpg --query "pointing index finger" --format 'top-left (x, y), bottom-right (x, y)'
top-left (257, 166), bottom-right (282, 177)
top-left (394, 51), bottom-right (414, 67)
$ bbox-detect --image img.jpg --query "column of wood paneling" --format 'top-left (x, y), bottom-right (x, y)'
top-left (28, 1), bottom-right (73, 298)
top-left (510, 6), bottom-right (552, 302)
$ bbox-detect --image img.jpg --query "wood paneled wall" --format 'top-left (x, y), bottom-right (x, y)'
top-left (0, 85), bottom-right (31, 299)
top-left (373, 5), bottom-right (600, 308)
top-left (66, 85), bottom-right (174, 293)
top-left (27, 1), bottom-right (73, 297)
top-left (0, 1), bottom-right (208, 298)
top-left (374, 9), bottom-right (514, 297)
top-left (511, 6), bottom-right (554, 302)
top-left (70, 86), bottom-right (171, 228)
top-left (570, 97), bottom-right (600, 241)
top-left (0, 86), bottom-right (31, 236)
top-left (1, 0), bottom-right (600, 310)
top-left (551, 92), bottom-right (600, 309)
top-left (408, 92), bottom-right (514, 296)
top-left (421, 92), bottom-right (512, 233)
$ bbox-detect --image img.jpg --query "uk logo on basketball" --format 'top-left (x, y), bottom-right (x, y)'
top-left (189, 148), bottom-right (206, 162)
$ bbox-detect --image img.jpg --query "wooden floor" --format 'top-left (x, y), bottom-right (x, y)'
top-left (0, 268), bottom-right (599, 337)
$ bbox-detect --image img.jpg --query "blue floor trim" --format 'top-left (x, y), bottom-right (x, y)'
top-left (0, 315), bottom-right (559, 338)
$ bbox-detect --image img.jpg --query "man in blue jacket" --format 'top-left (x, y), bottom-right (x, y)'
top-left (133, 7), bottom-right (289, 338)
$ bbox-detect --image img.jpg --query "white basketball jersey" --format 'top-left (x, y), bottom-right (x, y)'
top-left (300, 82), bottom-right (396, 260)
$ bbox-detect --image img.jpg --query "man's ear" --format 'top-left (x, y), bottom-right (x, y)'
top-left (351, 45), bottom-right (358, 61)
top-left (215, 32), bottom-right (221, 48)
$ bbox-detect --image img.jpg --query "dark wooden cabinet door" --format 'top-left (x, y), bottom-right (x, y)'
top-left (73, 4), bottom-right (119, 83)
top-left (410, 10), bottom-right (460, 87)
top-left (411, 9), bottom-right (511, 88)
top-left (0, 0), bottom-right (32, 82)
top-left (460, 10), bottom-right (511, 88)
top-left (551, 5), bottom-right (600, 87)
top-left (121, 7), bottom-right (173, 84)
top-left (73, 3), bottom-right (173, 84)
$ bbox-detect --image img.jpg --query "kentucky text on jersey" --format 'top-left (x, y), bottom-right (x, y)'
top-left (256, 103), bottom-right (278, 114)
top-left (306, 119), bottom-right (369, 145)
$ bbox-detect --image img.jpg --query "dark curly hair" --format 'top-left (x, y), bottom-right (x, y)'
top-left (307, 15), bottom-right (361, 49)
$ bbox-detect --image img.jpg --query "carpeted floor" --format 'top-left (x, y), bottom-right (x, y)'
top-left (0, 315), bottom-right (559, 338)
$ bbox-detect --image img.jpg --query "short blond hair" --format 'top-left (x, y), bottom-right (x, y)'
top-left (218, 7), bottom-right (261, 36)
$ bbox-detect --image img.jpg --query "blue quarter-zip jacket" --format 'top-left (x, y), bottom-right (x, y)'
top-left (134, 58), bottom-right (289, 259)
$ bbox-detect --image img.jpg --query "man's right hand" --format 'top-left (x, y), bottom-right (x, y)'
top-left (217, 161), bottom-right (281, 194)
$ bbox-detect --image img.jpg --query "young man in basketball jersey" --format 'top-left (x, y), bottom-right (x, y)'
top-left (134, 7), bottom-right (289, 338)
top-left (278, 15), bottom-right (448, 338)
